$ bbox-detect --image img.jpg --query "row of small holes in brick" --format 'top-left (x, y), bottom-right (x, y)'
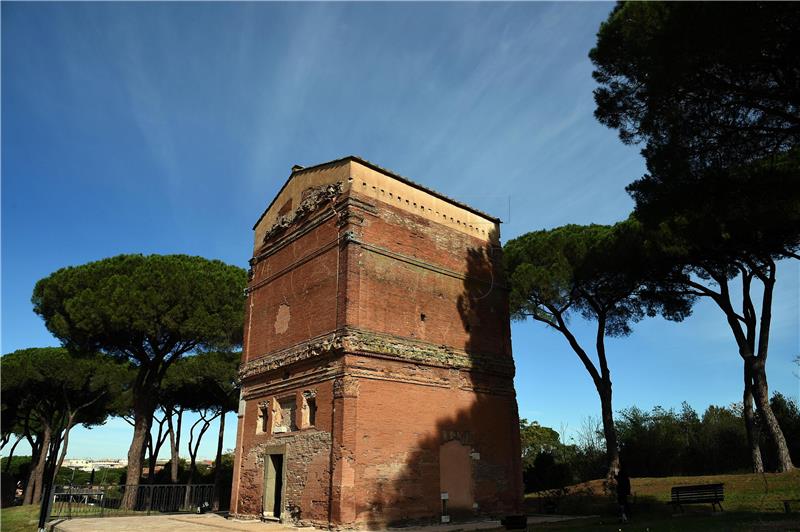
top-left (361, 181), bottom-right (487, 234)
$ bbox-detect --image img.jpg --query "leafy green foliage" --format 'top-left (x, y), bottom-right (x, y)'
top-left (506, 222), bottom-right (693, 476)
top-left (616, 403), bottom-right (732, 477)
top-left (520, 420), bottom-right (574, 492)
top-left (520, 419), bottom-right (562, 470)
top-left (1, 456), bottom-right (32, 479)
top-left (0, 348), bottom-right (131, 433)
top-left (54, 466), bottom-right (127, 486)
top-left (505, 221), bottom-right (691, 337)
top-left (591, 4), bottom-right (798, 471)
top-left (630, 149), bottom-right (800, 268)
top-left (520, 418), bottom-right (607, 492)
top-left (1, 348), bottom-right (132, 505)
top-left (616, 397), bottom-right (800, 477)
top-left (522, 394), bottom-right (800, 493)
top-left (32, 254), bottom-right (247, 366)
top-left (591, 2), bottom-right (800, 172)
top-left (590, 2), bottom-right (800, 288)
top-left (163, 351), bottom-right (240, 413)
top-left (764, 393), bottom-right (800, 470)
top-left (31, 254), bottom-right (246, 499)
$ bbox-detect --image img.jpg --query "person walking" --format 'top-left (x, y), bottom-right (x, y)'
top-left (616, 464), bottom-right (631, 523)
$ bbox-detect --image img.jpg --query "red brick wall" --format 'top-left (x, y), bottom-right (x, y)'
top-left (245, 217), bottom-right (340, 362)
top-left (233, 179), bottom-right (521, 527)
top-left (244, 188), bottom-right (510, 369)
top-left (349, 190), bottom-right (511, 358)
top-left (233, 375), bottom-right (336, 524)
top-left (352, 367), bottom-right (522, 526)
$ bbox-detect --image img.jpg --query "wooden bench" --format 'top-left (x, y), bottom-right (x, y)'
top-left (670, 483), bottom-right (724, 512)
top-left (784, 499), bottom-right (800, 513)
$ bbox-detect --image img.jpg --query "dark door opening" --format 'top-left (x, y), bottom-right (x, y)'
top-left (263, 453), bottom-right (284, 519)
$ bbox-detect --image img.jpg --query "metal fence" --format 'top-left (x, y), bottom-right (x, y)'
top-left (49, 484), bottom-right (215, 519)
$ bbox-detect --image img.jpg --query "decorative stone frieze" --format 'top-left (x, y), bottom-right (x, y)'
top-left (333, 196), bottom-right (378, 228)
top-left (333, 375), bottom-right (360, 398)
top-left (263, 181), bottom-right (343, 244)
top-left (239, 328), bottom-right (515, 382)
top-left (239, 332), bottom-right (343, 380)
top-left (341, 328), bottom-right (515, 377)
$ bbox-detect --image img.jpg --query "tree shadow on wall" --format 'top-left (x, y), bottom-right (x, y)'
top-left (363, 227), bottom-right (523, 529)
top-left (456, 226), bottom-right (511, 360)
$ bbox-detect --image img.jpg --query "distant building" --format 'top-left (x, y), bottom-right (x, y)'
top-left (62, 458), bottom-right (128, 472)
top-left (230, 157), bottom-right (523, 527)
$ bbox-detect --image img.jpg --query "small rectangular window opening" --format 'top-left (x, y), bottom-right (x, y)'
top-left (257, 402), bottom-right (269, 434)
top-left (308, 397), bottom-right (317, 426)
top-left (302, 391), bottom-right (317, 427)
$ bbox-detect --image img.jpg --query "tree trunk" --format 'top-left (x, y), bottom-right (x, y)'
top-left (749, 357), bottom-right (794, 472)
top-left (146, 414), bottom-right (168, 484)
top-left (22, 434), bottom-right (41, 505)
top-left (212, 413), bottom-right (226, 511)
top-left (597, 382), bottom-right (620, 478)
top-left (23, 468), bottom-right (37, 506)
top-left (168, 407), bottom-right (183, 484)
top-left (594, 313), bottom-right (619, 479)
top-left (37, 430), bottom-right (65, 531)
top-left (184, 412), bottom-right (215, 509)
top-left (147, 433), bottom-right (157, 483)
top-left (122, 396), bottom-right (156, 509)
top-left (742, 362), bottom-right (764, 473)
top-left (184, 458), bottom-right (197, 510)
top-left (712, 266), bottom-right (793, 473)
top-left (550, 308), bottom-right (620, 480)
top-left (31, 426), bottom-right (52, 504)
top-left (53, 418), bottom-right (76, 485)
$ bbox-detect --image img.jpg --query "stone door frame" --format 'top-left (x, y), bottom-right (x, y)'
top-left (262, 444), bottom-right (287, 521)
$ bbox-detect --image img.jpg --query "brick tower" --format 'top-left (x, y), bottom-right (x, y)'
top-left (230, 157), bottom-right (523, 527)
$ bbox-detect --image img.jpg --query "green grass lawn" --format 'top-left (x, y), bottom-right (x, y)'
top-left (525, 470), bottom-right (800, 531)
top-left (1, 504), bottom-right (41, 532)
top-left (0, 503), bottom-right (153, 531)
top-left (530, 512), bottom-right (800, 531)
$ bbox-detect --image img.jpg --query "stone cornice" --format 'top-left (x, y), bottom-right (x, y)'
top-left (250, 194), bottom-right (377, 268)
top-left (336, 195), bottom-right (379, 219)
top-left (263, 181), bottom-right (343, 244)
top-left (252, 209), bottom-right (337, 266)
top-left (239, 327), bottom-right (515, 381)
top-left (343, 328), bottom-right (515, 377)
top-left (239, 332), bottom-right (343, 381)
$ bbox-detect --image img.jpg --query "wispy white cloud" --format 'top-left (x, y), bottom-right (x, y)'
top-left (242, 4), bottom-right (346, 188)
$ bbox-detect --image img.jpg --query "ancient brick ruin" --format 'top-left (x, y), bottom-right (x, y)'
top-left (230, 156), bottom-right (523, 527)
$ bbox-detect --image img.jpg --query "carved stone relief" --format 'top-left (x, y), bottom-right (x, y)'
top-left (263, 182), bottom-right (343, 243)
top-left (333, 375), bottom-right (360, 398)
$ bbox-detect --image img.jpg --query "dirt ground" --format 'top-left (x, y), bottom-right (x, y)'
top-left (49, 513), bottom-right (588, 532)
top-left (50, 513), bottom-right (299, 532)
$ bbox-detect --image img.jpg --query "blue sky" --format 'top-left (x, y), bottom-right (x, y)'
top-left (2, 2), bottom-right (798, 460)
